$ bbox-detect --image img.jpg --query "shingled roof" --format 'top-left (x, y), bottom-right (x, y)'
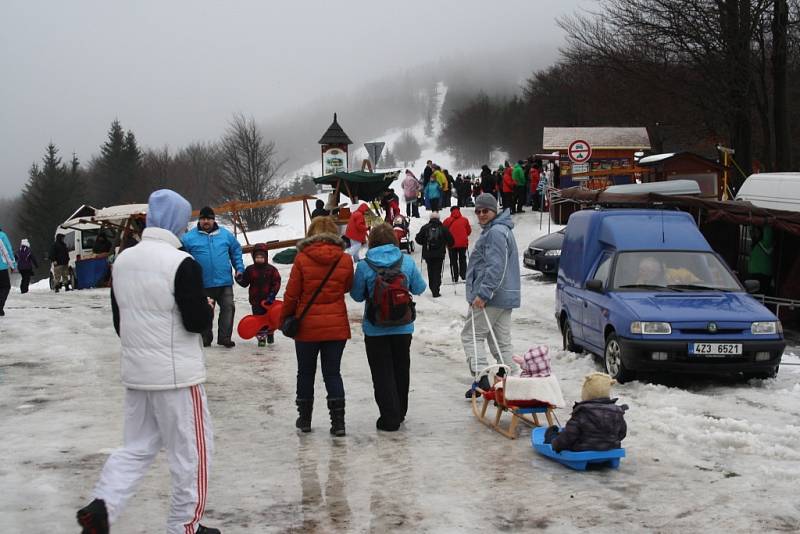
top-left (543, 127), bottom-right (651, 150)
top-left (318, 113), bottom-right (353, 145)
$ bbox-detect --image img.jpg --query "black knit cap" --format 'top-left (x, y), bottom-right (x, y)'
top-left (199, 206), bottom-right (215, 219)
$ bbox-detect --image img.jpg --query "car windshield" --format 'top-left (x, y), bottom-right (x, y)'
top-left (612, 251), bottom-right (742, 291)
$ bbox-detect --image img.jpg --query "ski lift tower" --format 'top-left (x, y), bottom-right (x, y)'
top-left (319, 113), bottom-right (353, 176)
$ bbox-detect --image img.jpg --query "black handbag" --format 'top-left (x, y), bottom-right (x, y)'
top-left (281, 260), bottom-right (339, 338)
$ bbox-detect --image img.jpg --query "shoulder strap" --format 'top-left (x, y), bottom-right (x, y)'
top-left (297, 259), bottom-right (339, 321)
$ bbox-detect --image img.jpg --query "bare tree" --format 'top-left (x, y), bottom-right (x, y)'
top-left (219, 114), bottom-right (284, 229)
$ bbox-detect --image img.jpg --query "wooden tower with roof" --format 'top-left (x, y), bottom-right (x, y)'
top-left (318, 113), bottom-right (353, 175)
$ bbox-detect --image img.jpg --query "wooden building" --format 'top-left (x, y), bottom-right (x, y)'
top-left (318, 113), bottom-right (353, 176)
top-left (543, 126), bottom-right (651, 189)
top-left (637, 152), bottom-right (724, 199)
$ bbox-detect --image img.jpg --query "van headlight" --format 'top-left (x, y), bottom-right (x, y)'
top-left (751, 321), bottom-right (780, 335)
top-left (544, 249), bottom-right (561, 257)
top-left (631, 321), bottom-right (672, 335)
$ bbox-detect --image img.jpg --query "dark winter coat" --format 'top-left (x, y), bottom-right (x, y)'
top-left (50, 239), bottom-right (69, 266)
top-left (422, 165), bottom-right (433, 186)
top-left (15, 245), bottom-right (38, 271)
top-left (311, 200), bottom-right (330, 219)
top-left (236, 262), bottom-right (281, 309)
top-left (480, 166), bottom-right (494, 194)
top-left (551, 398), bottom-right (628, 453)
top-left (443, 208), bottom-right (472, 249)
top-left (415, 219), bottom-right (454, 261)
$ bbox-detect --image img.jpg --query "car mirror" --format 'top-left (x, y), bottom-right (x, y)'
top-left (743, 279), bottom-right (760, 293)
top-left (586, 279), bottom-right (604, 293)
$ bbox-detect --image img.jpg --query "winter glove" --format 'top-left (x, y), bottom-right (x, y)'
top-left (266, 293), bottom-right (276, 304)
top-left (544, 425), bottom-right (560, 444)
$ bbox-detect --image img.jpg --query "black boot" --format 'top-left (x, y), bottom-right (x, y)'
top-left (76, 498), bottom-right (109, 534)
top-left (327, 398), bottom-right (346, 437)
top-left (295, 398), bottom-right (313, 432)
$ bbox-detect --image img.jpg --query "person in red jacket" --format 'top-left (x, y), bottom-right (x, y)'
top-left (443, 206), bottom-right (472, 283)
top-left (344, 203), bottom-right (370, 262)
top-left (280, 216), bottom-right (354, 436)
top-left (501, 163), bottom-right (515, 213)
top-left (236, 243), bottom-right (281, 346)
top-left (529, 163), bottom-right (542, 211)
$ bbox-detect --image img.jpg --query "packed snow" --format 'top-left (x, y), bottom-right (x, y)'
top-left (3, 197), bottom-right (800, 533)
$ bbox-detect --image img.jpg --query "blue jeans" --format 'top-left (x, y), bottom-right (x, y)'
top-left (295, 340), bottom-right (347, 400)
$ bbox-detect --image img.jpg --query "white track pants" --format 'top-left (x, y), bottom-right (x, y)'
top-left (92, 385), bottom-right (214, 534)
top-left (346, 239), bottom-right (363, 262)
top-left (461, 307), bottom-right (518, 375)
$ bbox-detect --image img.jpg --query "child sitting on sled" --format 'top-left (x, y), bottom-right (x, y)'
top-left (545, 372), bottom-right (628, 452)
top-left (236, 243), bottom-right (281, 346)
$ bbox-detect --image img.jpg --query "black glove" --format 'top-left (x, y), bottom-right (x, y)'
top-left (544, 425), bottom-right (560, 444)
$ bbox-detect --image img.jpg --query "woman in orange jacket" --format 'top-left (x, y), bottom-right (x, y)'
top-left (280, 216), bottom-right (354, 436)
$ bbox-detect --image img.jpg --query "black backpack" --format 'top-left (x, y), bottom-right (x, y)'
top-left (425, 224), bottom-right (444, 252)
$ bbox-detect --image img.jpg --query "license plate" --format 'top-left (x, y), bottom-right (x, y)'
top-left (689, 343), bottom-right (742, 356)
top-left (524, 258), bottom-right (536, 267)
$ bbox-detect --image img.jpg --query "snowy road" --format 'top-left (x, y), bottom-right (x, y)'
top-left (3, 211), bottom-right (800, 533)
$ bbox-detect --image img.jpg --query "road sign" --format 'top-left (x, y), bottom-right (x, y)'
top-left (568, 139), bottom-right (592, 164)
top-left (364, 142), bottom-right (385, 167)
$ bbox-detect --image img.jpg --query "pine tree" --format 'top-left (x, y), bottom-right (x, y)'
top-left (94, 119), bottom-right (144, 205)
top-left (18, 143), bottom-right (85, 259)
top-left (393, 130), bottom-right (422, 167)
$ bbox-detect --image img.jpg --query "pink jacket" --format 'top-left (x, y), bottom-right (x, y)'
top-left (402, 173), bottom-right (421, 200)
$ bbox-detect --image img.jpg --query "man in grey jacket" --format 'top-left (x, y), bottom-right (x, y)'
top-left (462, 193), bottom-right (521, 396)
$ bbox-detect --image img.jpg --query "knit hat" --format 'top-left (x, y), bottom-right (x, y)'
top-left (21, 239), bottom-right (30, 247)
top-left (199, 206), bottom-right (215, 219)
top-left (581, 372), bottom-right (616, 401)
top-left (474, 193), bottom-right (498, 213)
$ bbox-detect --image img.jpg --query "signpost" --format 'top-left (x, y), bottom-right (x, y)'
top-left (568, 139), bottom-right (592, 164)
top-left (364, 142), bottom-right (385, 169)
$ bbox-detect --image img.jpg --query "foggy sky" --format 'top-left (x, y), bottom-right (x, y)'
top-left (0, 0), bottom-right (590, 196)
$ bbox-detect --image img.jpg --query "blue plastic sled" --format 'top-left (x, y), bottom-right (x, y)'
top-left (531, 427), bottom-right (625, 471)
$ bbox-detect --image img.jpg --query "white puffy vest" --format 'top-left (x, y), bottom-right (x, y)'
top-left (113, 227), bottom-right (206, 390)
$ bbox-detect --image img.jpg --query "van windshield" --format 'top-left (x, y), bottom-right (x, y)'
top-left (612, 251), bottom-right (742, 291)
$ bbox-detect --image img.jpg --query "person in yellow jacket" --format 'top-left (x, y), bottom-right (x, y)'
top-left (433, 166), bottom-right (448, 193)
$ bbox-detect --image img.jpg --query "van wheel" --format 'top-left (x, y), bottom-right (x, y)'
top-left (562, 319), bottom-right (582, 353)
top-left (604, 333), bottom-right (634, 383)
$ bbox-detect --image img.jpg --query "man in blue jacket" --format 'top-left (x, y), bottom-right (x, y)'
top-left (181, 206), bottom-right (244, 347)
top-left (461, 193), bottom-right (521, 396)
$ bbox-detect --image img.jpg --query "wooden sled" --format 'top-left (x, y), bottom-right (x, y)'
top-left (469, 365), bottom-right (558, 440)
top-left (531, 427), bottom-right (625, 470)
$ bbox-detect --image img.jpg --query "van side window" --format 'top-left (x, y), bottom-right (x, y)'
top-left (63, 232), bottom-right (76, 252)
top-left (593, 253), bottom-right (613, 286)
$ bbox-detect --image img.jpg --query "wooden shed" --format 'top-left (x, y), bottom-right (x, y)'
top-left (638, 152), bottom-right (724, 199)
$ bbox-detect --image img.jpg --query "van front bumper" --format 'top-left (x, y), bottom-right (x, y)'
top-left (617, 337), bottom-right (785, 374)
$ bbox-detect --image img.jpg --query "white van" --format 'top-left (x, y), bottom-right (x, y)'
top-left (735, 173), bottom-right (800, 212)
top-left (52, 204), bottom-right (147, 290)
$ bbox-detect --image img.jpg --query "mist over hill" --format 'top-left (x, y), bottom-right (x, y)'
top-left (264, 43), bottom-right (560, 177)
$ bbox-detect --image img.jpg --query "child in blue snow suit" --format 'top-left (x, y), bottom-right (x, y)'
top-left (236, 243), bottom-right (281, 347)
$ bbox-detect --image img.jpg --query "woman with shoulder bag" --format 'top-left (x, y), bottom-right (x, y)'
top-left (279, 216), bottom-right (354, 436)
top-left (350, 223), bottom-right (426, 431)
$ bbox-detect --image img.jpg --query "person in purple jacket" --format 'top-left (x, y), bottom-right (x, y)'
top-left (15, 239), bottom-right (38, 294)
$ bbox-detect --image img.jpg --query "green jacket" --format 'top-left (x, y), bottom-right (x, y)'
top-left (748, 226), bottom-right (773, 276)
top-left (512, 164), bottom-right (526, 186)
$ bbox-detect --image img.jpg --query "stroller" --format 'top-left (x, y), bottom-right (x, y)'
top-left (393, 215), bottom-right (414, 253)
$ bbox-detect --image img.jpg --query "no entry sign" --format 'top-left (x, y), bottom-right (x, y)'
top-left (568, 139), bottom-right (592, 164)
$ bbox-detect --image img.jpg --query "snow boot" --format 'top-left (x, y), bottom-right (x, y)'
top-left (464, 375), bottom-right (491, 399)
top-left (196, 525), bottom-right (221, 534)
top-left (328, 398), bottom-right (346, 437)
top-left (257, 337), bottom-right (266, 347)
top-left (267, 333), bottom-right (275, 344)
top-left (76, 498), bottom-right (108, 534)
top-left (295, 398), bottom-right (313, 432)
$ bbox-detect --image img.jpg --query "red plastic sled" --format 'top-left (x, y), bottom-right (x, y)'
top-left (237, 300), bottom-right (283, 339)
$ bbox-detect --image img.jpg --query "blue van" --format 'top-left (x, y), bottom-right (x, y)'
top-left (555, 209), bottom-right (785, 382)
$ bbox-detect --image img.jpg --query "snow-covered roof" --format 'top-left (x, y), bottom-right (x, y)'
top-left (638, 153), bottom-right (676, 164)
top-left (95, 204), bottom-right (148, 220)
top-left (542, 127), bottom-right (651, 150)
